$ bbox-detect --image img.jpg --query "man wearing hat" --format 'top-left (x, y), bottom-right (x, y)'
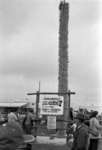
top-left (71, 113), bottom-right (89, 150)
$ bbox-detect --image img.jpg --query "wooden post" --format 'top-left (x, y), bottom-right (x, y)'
top-left (36, 91), bottom-right (40, 118)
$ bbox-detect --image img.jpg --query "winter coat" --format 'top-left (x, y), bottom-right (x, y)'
top-left (72, 123), bottom-right (89, 150)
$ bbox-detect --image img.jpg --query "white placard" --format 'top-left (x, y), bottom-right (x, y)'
top-left (47, 116), bottom-right (56, 129)
top-left (39, 95), bottom-right (64, 115)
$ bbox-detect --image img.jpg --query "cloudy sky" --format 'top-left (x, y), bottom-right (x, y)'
top-left (0, 0), bottom-right (102, 107)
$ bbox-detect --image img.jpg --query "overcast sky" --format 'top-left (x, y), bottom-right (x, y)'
top-left (0, 0), bottom-right (102, 107)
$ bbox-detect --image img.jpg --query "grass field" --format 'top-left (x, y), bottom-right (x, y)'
top-left (32, 144), bottom-right (70, 150)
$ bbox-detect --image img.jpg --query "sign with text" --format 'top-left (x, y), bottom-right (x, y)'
top-left (47, 116), bottom-right (56, 129)
top-left (39, 95), bottom-right (64, 115)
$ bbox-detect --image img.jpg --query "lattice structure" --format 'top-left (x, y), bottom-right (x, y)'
top-left (58, 1), bottom-right (69, 94)
top-left (57, 1), bottom-right (69, 135)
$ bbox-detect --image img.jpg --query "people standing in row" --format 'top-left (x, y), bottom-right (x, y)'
top-left (71, 110), bottom-right (102, 150)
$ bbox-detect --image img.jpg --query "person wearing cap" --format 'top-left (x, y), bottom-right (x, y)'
top-left (88, 111), bottom-right (102, 150)
top-left (71, 113), bottom-right (89, 150)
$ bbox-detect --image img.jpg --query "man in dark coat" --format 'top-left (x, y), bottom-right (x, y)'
top-left (22, 109), bottom-right (34, 134)
top-left (72, 113), bottom-right (89, 150)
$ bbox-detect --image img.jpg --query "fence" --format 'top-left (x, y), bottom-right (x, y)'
top-left (27, 91), bottom-right (75, 136)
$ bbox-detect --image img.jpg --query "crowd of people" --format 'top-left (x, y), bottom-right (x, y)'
top-left (67, 109), bottom-right (102, 150)
top-left (0, 107), bottom-right (102, 150)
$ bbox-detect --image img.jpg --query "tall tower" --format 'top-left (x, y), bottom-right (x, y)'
top-left (58, 1), bottom-right (69, 124)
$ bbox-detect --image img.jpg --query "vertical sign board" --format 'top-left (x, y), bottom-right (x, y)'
top-left (47, 116), bottom-right (56, 130)
top-left (39, 95), bottom-right (64, 115)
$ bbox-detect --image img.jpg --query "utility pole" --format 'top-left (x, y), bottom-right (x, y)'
top-left (35, 81), bottom-right (41, 118)
top-left (38, 81), bottom-right (41, 92)
top-left (35, 91), bottom-right (40, 118)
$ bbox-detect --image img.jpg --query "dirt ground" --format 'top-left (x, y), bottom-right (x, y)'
top-left (32, 142), bottom-right (102, 150)
top-left (32, 143), bottom-right (70, 150)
